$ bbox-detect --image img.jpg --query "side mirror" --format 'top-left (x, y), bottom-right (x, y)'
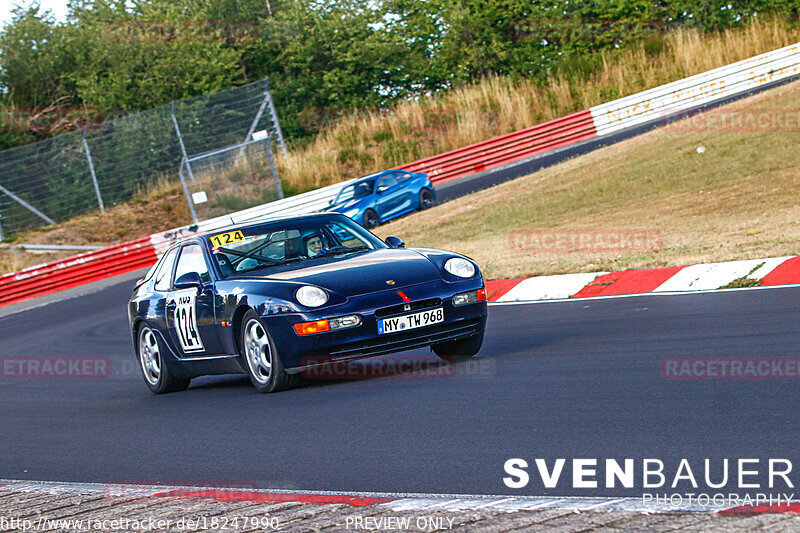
top-left (385, 236), bottom-right (405, 249)
top-left (174, 272), bottom-right (203, 290)
top-left (329, 199), bottom-right (334, 205)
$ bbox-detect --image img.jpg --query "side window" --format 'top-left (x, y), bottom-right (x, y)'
top-left (174, 245), bottom-right (211, 284)
top-left (398, 172), bottom-right (413, 182)
top-left (377, 175), bottom-right (398, 192)
top-left (154, 248), bottom-right (178, 292)
top-left (354, 180), bottom-right (374, 198)
top-left (327, 222), bottom-right (371, 249)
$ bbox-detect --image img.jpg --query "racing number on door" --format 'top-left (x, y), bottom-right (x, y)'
top-left (173, 291), bottom-right (205, 353)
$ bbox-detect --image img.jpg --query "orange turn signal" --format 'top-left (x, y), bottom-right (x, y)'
top-left (293, 319), bottom-right (330, 336)
top-left (477, 287), bottom-right (487, 301)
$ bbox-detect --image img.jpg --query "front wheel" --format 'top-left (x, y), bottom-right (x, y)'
top-left (363, 209), bottom-right (379, 229)
top-left (240, 310), bottom-right (296, 393)
top-left (138, 325), bottom-right (190, 394)
top-left (419, 188), bottom-right (435, 210)
top-left (432, 334), bottom-right (484, 363)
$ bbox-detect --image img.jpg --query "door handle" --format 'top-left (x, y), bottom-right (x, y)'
top-left (166, 301), bottom-right (176, 310)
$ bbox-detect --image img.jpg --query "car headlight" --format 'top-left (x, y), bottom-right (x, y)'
top-left (295, 286), bottom-right (328, 307)
top-left (444, 257), bottom-right (476, 278)
top-left (343, 208), bottom-right (360, 218)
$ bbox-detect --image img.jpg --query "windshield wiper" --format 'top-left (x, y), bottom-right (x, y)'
top-left (312, 246), bottom-right (371, 258)
top-left (235, 255), bottom-right (307, 274)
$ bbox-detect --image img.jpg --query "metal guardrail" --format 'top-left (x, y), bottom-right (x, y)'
top-left (1, 244), bottom-right (104, 252)
top-left (0, 237), bottom-right (156, 307)
top-left (399, 110), bottom-right (597, 185)
top-left (591, 41), bottom-right (800, 135)
top-left (149, 178), bottom-right (356, 254)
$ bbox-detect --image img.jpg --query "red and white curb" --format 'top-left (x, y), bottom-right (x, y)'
top-left (0, 480), bottom-right (794, 515)
top-left (485, 256), bottom-right (800, 303)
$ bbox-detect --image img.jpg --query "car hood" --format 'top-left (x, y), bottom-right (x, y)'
top-left (235, 249), bottom-right (442, 296)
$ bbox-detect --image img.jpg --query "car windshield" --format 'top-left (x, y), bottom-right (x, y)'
top-left (207, 216), bottom-right (385, 276)
top-left (334, 179), bottom-right (375, 204)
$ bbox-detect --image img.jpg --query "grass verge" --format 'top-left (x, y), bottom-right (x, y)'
top-left (374, 79), bottom-right (800, 280)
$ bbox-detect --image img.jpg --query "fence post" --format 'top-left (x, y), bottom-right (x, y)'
top-left (0, 214), bottom-right (4, 242)
top-left (171, 101), bottom-right (199, 223)
top-left (265, 134), bottom-right (285, 200)
top-left (0, 184), bottom-right (55, 225)
top-left (178, 160), bottom-right (199, 224)
top-left (243, 78), bottom-right (271, 143)
top-left (82, 129), bottom-right (105, 214)
top-left (264, 78), bottom-right (288, 158)
top-left (170, 102), bottom-right (196, 182)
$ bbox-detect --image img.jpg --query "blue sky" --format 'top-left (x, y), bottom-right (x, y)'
top-left (1, 0), bottom-right (69, 28)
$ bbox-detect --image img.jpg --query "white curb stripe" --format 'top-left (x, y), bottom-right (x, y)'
top-left (497, 272), bottom-right (606, 302)
top-left (488, 282), bottom-right (800, 306)
top-left (653, 257), bottom-right (788, 292)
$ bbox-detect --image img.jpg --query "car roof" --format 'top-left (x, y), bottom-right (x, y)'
top-left (163, 213), bottom-right (351, 252)
top-left (204, 212), bottom-right (349, 237)
top-left (353, 169), bottom-right (405, 183)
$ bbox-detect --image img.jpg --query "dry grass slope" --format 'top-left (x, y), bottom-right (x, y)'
top-left (375, 79), bottom-right (800, 280)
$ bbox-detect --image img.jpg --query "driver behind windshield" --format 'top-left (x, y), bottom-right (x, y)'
top-left (304, 233), bottom-right (324, 257)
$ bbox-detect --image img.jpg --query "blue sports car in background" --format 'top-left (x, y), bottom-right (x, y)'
top-left (327, 169), bottom-right (436, 229)
top-left (128, 213), bottom-right (487, 394)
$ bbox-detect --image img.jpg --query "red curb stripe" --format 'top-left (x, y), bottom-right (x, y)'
top-left (720, 503), bottom-right (800, 516)
top-left (571, 266), bottom-right (685, 298)
top-left (153, 489), bottom-right (396, 507)
top-left (485, 278), bottom-right (525, 302)
top-left (759, 256), bottom-right (800, 286)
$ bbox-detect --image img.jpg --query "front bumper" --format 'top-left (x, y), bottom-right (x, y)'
top-left (260, 280), bottom-right (488, 370)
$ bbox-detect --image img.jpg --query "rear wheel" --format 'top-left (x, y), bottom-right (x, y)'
top-left (419, 188), bottom-right (435, 210)
top-left (363, 209), bottom-right (379, 229)
top-left (432, 334), bottom-right (484, 363)
top-left (138, 325), bottom-right (190, 394)
top-left (240, 310), bottom-right (296, 393)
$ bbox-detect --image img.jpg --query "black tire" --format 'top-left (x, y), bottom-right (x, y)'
top-left (363, 209), bottom-right (379, 229)
top-left (432, 334), bottom-right (484, 363)
top-left (419, 188), bottom-right (435, 210)
top-left (239, 310), bottom-right (297, 393)
top-left (137, 324), bottom-right (190, 394)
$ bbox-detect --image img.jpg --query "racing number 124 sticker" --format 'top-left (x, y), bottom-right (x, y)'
top-left (173, 290), bottom-right (204, 353)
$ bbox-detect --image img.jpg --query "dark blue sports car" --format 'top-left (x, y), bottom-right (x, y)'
top-left (128, 213), bottom-right (487, 393)
top-left (327, 169), bottom-right (435, 229)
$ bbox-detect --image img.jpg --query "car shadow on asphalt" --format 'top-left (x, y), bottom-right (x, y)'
top-left (185, 353), bottom-right (474, 392)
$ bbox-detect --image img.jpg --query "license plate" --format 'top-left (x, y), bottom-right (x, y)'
top-left (378, 308), bottom-right (444, 335)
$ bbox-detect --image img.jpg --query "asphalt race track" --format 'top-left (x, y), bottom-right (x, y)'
top-left (1, 276), bottom-right (799, 498)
